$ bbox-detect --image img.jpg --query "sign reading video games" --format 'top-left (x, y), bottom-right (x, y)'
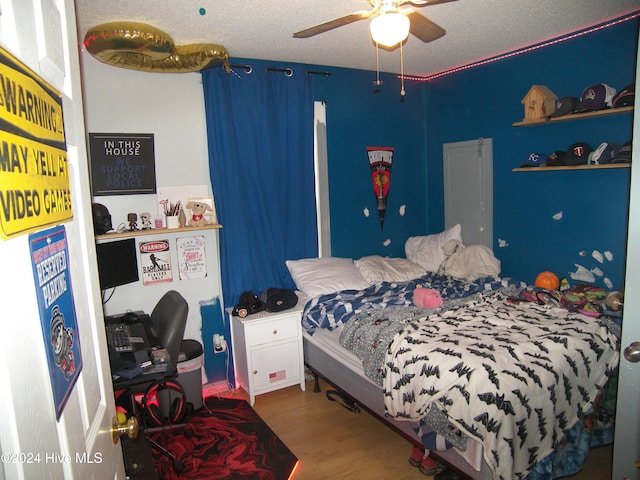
top-left (0, 46), bottom-right (71, 240)
top-left (88, 133), bottom-right (156, 196)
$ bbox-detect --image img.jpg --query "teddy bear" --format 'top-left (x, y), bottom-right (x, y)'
top-left (185, 200), bottom-right (214, 227)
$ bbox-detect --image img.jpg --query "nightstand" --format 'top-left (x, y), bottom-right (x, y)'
top-left (230, 300), bottom-right (306, 405)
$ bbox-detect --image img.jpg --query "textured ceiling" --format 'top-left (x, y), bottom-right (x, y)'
top-left (74, 0), bottom-right (640, 77)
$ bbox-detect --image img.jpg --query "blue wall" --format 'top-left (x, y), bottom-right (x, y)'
top-left (423, 19), bottom-right (638, 288)
top-left (229, 18), bottom-right (637, 289)
top-left (312, 67), bottom-right (429, 258)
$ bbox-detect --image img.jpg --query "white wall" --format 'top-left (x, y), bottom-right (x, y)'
top-left (79, 50), bottom-right (224, 360)
top-left (79, 52), bottom-right (213, 223)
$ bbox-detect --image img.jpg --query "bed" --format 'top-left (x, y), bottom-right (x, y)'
top-left (286, 226), bottom-right (620, 480)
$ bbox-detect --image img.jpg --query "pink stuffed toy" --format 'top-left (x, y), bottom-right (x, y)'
top-left (413, 286), bottom-right (443, 309)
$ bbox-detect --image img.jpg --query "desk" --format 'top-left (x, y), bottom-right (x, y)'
top-left (105, 312), bottom-right (176, 391)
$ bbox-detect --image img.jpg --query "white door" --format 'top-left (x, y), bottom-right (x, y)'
top-left (611, 34), bottom-right (640, 480)
top-left (0, 1), bottom-right (123, 478)
top-left (443, 138), bottom-right (493, 248)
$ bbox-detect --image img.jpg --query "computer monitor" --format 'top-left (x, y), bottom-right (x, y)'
top-left (96, 238), bottom-right (139, 290)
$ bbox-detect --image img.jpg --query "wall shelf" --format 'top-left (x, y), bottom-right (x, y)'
top-left (96, 223), bottom-right (222, 241)
top-left (513, 164), bottom-right (630, 172)
top-left (512, 106), bottom-right (633, 126)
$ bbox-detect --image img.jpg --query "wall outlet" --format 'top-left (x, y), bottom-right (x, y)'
top-left (214, 334), bottom-right (227, 354)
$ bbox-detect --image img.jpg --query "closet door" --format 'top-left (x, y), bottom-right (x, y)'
top-left (443, 138), bottom-right (493, 248)
top-left (612, 35), bottom-right (640, 479)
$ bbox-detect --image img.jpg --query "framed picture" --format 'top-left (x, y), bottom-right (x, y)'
top-left (185, 196), bottom-right (217, 226)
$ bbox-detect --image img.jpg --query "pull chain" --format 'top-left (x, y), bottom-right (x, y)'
top-left (400, 41), bottom-right (405, 97)
top-left (374, 42), bottom-right (383, 86)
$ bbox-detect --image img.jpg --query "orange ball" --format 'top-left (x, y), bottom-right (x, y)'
top-left (535, 271), bottom-right (560, 290)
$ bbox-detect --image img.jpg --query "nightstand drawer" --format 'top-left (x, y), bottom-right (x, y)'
top-left (244, 314), bottom-right (299, 346)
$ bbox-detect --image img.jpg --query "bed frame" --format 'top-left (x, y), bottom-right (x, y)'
top-left (303, 333), bottom-right (492, 480)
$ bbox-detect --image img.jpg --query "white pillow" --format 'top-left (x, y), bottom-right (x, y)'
top-left (285, 257), bottom-right (371, 297)
top-left (405, 224), bottom-right (463, 272)
top-left (355, 256), bottom-right (426, 283)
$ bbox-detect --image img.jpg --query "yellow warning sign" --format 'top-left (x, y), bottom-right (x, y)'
top-left (0, 46), bottom-right (71, 239)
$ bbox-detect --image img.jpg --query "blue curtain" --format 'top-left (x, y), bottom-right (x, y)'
top-left (202, 65), bottom-right (318, 308)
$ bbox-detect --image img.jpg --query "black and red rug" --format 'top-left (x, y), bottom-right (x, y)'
top-left (148, 396), bottom-right (298, 479)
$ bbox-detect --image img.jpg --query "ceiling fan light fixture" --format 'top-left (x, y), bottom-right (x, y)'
top-left (370, 12), bottom-right (410, 47)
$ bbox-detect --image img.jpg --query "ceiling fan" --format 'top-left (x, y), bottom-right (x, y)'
top-left (293, 0), bottom-right (456, 47)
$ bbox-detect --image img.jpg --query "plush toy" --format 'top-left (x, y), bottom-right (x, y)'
top-left (413, 286), bottom-right (443, 309)
top-left (185, 201), bottom-right (213, 227)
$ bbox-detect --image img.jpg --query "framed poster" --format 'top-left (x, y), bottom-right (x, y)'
top-left (88, 133), bottom-right (156, 196)
top-left (29, 225), bottom-right (82, 420)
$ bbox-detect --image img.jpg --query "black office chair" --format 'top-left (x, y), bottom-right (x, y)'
top-left (147, 290), bottom-right (189, 375)
top-left (116, 290), bottom-right (190, 474)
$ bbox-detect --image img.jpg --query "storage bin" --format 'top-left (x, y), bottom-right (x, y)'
top-left (177, 339), bottom-right (204, 410)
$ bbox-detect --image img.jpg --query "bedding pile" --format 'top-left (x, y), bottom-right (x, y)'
top-left (382, 290), bottom-right (620, 480)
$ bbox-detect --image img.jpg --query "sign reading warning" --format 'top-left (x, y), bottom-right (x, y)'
top-left (0, 46), bottom-right (70, 240)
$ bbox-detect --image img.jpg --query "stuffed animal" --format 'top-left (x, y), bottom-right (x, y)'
top-left (185, 201), bottom-right (213, 227)
top-left (413, 286), bottom-right (443, 309)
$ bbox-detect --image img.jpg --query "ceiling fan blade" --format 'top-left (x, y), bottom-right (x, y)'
top-left (406, 10), bottom-right (446, 43)
top-left (403, 0), bottom-right (457, 7)
top-left (293, 9), bottom-right (377, 38)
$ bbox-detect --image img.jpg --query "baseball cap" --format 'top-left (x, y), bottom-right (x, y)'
top-left (589, 142), bottom-right (620, 165)
top-left (520, 153), bottom-right (548, 168)
top-left (548, 96), bottom-right (579, 118)
top-left (611, 141), bottom-right (632, 164)
top-left (260, 288), bottom-right (298, 312)
top-left (612, 84), bottom-right (635, 108)
top-left (565, 142), bottom-right (593, 166)
top-left (546, 150), bottom-right (567, 166)
top-left (577, 83), bottom-right (617, 112)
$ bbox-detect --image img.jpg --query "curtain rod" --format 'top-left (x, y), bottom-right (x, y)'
top-left (307, 70), bottom-right (330, 77)
top-left (267, 66), bottom-right (331, 77)
top-left (229, 64), bottom-right (331, 77)
top-left (230, 64), bottom-right (253, 74)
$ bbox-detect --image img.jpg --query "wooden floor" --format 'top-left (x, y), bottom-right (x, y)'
top-left (206, 377), bottom-right (612, 480)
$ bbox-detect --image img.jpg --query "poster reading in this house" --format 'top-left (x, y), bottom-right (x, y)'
top-left (177, 236), bottom-right (207, 280)
top-left (29, 225), bottom-right (82, 420)
top-left (88, 133), bottom-right (156, 196)
top-left (139, 240), bottom-right (173, 285)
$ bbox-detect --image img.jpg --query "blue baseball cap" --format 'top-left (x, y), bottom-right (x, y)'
top-left (521, 153), bottom-right (548, 167)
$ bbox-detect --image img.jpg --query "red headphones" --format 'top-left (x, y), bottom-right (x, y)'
top-left (141, 380), bottom-right (186, 427)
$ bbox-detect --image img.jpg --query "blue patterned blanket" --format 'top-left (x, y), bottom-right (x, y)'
top-left (301, 272), bottom-right (525, 335)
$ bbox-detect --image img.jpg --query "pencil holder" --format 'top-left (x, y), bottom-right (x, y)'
top-left (166, 215), bottom-right (179, 229)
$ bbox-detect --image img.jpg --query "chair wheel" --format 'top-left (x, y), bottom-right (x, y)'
top-left (173, 460), bottom-right (184, 474)
top-left (184, 427), bottom-right (194, 438)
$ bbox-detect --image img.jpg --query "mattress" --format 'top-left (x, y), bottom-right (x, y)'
top-left (302, 326), bottom-right (487, 479)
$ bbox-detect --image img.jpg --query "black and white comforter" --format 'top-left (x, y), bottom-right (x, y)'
top-left (383, 290), bottom-right (620, 480)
